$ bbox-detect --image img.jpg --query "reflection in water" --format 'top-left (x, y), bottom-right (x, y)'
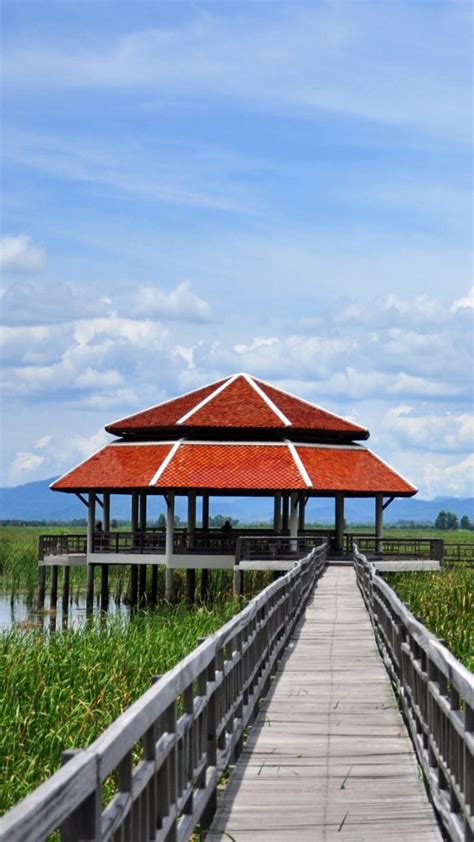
top-left (0, 592), bottom-right (130, 633)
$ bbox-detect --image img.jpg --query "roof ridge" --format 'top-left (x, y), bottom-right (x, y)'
top-left (106, 375), bottom-right (231, 430)
top-left (285, 439), bottom-right (313, 487)
top-left (176, 373), bottom-right (240, 425)
top-left (254, 375), bottom-right (368, 432)
top-left (149, 439), bottom-right (184, 486)
top-left (243, 373), bottom-right (292, 427)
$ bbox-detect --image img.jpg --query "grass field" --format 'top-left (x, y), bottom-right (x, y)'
top-left (385, 565), bottom-right (473, 671)
top-left (0, 602), bottom-right (242, 814)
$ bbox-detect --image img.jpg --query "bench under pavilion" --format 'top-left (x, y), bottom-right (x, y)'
top-left (41, 372), bottom-right (416, 605)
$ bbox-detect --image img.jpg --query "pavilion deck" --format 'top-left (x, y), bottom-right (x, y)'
top-left (208, 565), bottom-right (443, 841)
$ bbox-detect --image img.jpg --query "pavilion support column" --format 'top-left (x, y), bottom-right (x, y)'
top-left (86, 492), bottom-right (96, 614)
top-left (130, 493), bottom-right (139, 608)
top-left (201, 494), bottom-right (210, 602)
top-left (139, 492), bottom-right (147, 607)
top-left (165, 492), bottom-right (175, 603)
top-left (290, 492), bottom-right (299, 552)
top-left (375, 494), bottom-right (384, 555)
top-left (298, 494), bottom-right (306, 533)
top-left (273, 492), bottom-right (282, 534)
top-left (282, 493), bottom-right (289, 533)
top-left (186, 492), bottom-right (196, 604)
top-left (335, 493), bottom-right (344, 554)
top-left (103, 492), bottom-right (110, 532)
top-left (101, 492), bottom-right (110, 612)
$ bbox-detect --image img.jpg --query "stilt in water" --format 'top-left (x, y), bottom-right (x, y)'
top-left (100, 564), bottom-right (109, 611)
top-left (186, 569), bottom-right (196, 604)
top-left (37, 566), bottom-right (46, 609)
top-left (130, 565), bottom-right (138, 608)
top-left (62, 567), bottom-right (70, 626)
top-left (201, 568), bottom-right (209, 602)
top-left (165, 568), bottom-right (175, 603)
top-left (139, 564), bottom-right (147, 607)
top-left (50, 565), bottom-right (58, 611)
top-left (151, 565), bottom-right (158, 605)
top-left (86, 564), bottom-right (95, 614)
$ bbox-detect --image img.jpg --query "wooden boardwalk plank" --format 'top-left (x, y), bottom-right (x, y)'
top-left (208, 566), bottom-right (442, 841)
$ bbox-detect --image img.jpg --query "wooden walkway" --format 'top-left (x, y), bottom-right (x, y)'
top-left (208, 565), bottom-right (442, 841)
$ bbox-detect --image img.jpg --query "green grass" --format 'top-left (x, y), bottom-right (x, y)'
top-left (385, 565), bottom-right (474, 671)
top-left (0, 602), bottom-right (243, 814)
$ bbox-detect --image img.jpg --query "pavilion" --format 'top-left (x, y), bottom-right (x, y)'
top-left (45, 372), bottom-right (416, 603)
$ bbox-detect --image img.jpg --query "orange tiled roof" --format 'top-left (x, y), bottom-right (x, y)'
top-left (51, 441), bottom-right (415, 495)
top-left (105, 374), bottom-right (368, 437)
top-left (51, 444), bottom-right (172, 490)
top-left (296, 446), bottom-right (416, 494)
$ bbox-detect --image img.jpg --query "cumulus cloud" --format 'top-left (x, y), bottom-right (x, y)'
top-left (133, 281), bottom-right (212, 322)
top-left (451, 286), bottom-right (474, 313)
top-left (35, 435), bottom-right (52, 449)
top-left (383, 406), bottom-right (474, 452)
top-left (0, 235), bottom-right (46, 273)
top-left (423, 454), bottom-right (474, 498)
top-left (11, 451), bottom-right (45, 478)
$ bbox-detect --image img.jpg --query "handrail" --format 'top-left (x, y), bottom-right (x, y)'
top-left (353, 544), bottom-right (473, 842)
top-left (1, 543), bottom-right (328, 841)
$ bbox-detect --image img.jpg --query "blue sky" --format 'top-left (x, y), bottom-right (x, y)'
top-left (1, 0), bottom-right (473, 497)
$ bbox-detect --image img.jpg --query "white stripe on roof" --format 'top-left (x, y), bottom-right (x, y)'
top-left (176, 374), bottom-right (239, 425)
top-left (365, 446), bottom-right (418, 493)
top-left (285, 439), bottom-right (313, 487)
top-left (243, 373), bottom-right (291, 426)
top-left (106, 375), bottom-right (232, 428)
top-left (149, 439), bottom-right (184, 486)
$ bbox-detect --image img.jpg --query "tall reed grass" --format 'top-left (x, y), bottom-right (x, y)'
top-left (0, 602), bottom-right (242, 814)
top-left (385, 564), bottom-right (473, 671)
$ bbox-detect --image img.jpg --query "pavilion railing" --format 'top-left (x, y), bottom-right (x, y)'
top-left (237, 534), bottom-right (327, 563)
top-left (353, 545), bottom-right (473, 842)
top-left (0, 543), bottom-right (327, 842)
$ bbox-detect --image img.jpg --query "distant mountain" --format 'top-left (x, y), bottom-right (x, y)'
top-left (1, 477), bottom-right (473, 525)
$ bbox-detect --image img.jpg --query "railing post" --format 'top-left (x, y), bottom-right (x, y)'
top-left (59, 750), bottom-right (101, 842)
top-left (430, 538), bottom-right (444, 563)
top-left (200, 655), bottom-right (218, 829)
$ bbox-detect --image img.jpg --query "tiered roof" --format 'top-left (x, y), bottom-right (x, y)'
top-left (52, 373), bottom-right (416, 497)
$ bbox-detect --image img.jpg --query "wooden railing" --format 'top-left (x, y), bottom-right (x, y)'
top-left (345, 534), bottom-right (445, 560)
top-left (0, 543), bottom-right (327, 842)
top-left (353, 545), bottom-right (473, 842)
top-left (237, 534), bottom-right (326, 562)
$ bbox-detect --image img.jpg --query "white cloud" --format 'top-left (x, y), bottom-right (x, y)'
top-left (451, 286), bottom-right (474, 313)
top-left (422, 454), bottom-right (474, 498)
top-left (0, 234), bottom-right (46, 273)
top-left (134, 281), bottom-right (212, 322)
top-left (11, 451), bottom-right (45, 477)
top-left (35, 435), bottom-right (52, 449)
top-left (383, 405), bottom-right (474, 452)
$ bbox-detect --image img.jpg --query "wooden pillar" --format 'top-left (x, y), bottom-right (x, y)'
top-left (298, 494), bottom-right (306, 533)
top-left (138, 493), bottom-right (147, 606)
top-left (201, 494), bottom-right (210, 602)
top-left (100, 564), bottom-right (109, 611)
top-left (273, 492), bottom-right (282, 533)
top-left (103, 492), bottom-right (110, 532)
top-left (186, 492), bottom-right (196, 604)
top-left (151, 565), bottom-right (159, 604)
top-left (375, 494), bottom-right (384, 555)
top-left (202, 494), bottom-right (209, 530)
top-left (62, 566), bottom-right (70, 617)
top-left (165, 492), bottom-right (175, 602)
top-left (86, 492), bottom-right (96, 613)
top-left (290, 492), bottom-right (298, 551)
top-left (37, 566), bottom-right (46, 609)
top-left (335, 493), bottom-right (344, 553)
top-left (129, 492), bottom-right (139, 607)
top-left (282, 493), bottom-right (289, 533)
top-left (50, 565), bottom-right (58, 610)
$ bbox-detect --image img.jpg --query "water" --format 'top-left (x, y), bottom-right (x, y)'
top-left (0, 592), bottom-right (131, 633)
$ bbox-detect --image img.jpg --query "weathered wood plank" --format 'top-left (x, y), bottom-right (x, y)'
top-left (209, 566), bottom-right (443, 842)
